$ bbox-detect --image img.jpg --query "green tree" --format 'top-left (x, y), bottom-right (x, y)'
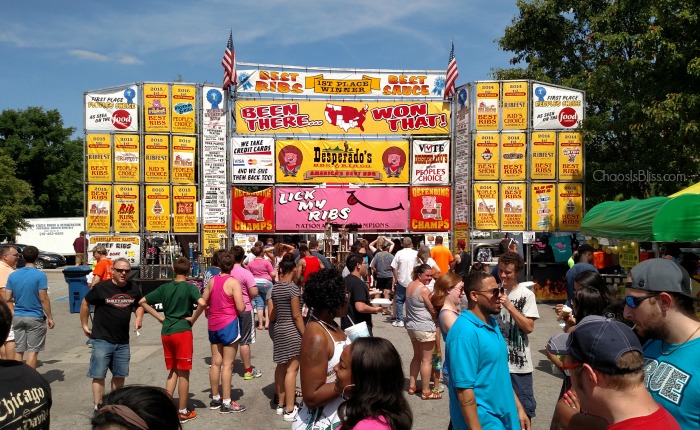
top-left (0, 107), bottom-right (84, 216)
top-left (0, 152), bottom-right (37, 241)
top-left (494, 0), bottom-right (700, 205)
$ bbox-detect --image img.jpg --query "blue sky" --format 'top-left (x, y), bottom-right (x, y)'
top-left (0, 0), bottom-right (521, 137)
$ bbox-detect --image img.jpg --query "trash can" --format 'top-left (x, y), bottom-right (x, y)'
top-left (63, 266), bottom-right (92, 313)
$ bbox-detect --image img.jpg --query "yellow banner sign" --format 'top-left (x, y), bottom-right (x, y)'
top-left (87, 134), bottom-right (112, 182)
top-left (114, 134), bottom-right (140, 182)
top-left (558, 132), bottom-right (584, 181)
top-left (500, 132), bottom-right (526, 181)
top-left (113, 184), bottom-right (139, 233)
top-left (87, 185), bottom-right (111, 233)
top-left (304, 74), bottom-right (381, 95)
top-left (531, 183), bottom-right (556, 231)
top-left (144, 83), bottom-right (170, 132)
top-left (557, 183), bottom-right (583, 231)
top-left (144, 135), bottom-right (170, 183)
top-left (275, 140), bottom-right (409, 184)
top-left (502, 81), bottom-right (528, 130)
top-left (202, 225), bottom-right (227, 257)
top-left (172, 136), bottom-right (196, 184)
top-left (474, 182), bottom-right (499, 230)
top-left (618, 240), bottom-right (639, 271)
top-left (501, 183), bottom-right (526, 230)
top-left (171, 84), bottom-right (196, 134)
top-left (474, 133), bottom-right (500, 180)
top-left (530, 131), bottom-right (556, 180)
top-left (145, 185), bottom-right (170, 232)
top-left (235, 100), bottom-right (449, 135)
top-left (173, 185), bottom-right (197, 233)
top-left (475, 82), bottom-right (500, 131)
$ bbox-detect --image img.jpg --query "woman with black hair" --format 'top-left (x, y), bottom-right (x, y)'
top-left (292, 268), bottom-right (350, 429)
top-left (334, 337), bottom-right (412, 430)
top-left (269, 253), bottom-right (305, 418)
top-left (92, 385), bottom-right (181, 430)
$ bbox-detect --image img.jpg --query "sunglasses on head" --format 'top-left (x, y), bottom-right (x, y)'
top-left (624, 293), bottom-right (658, 308)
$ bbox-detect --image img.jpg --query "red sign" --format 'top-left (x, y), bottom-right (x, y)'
top-left (409, 186), bottom-right (451, 231)
top-left (231, 187), bottom-right (274, 232)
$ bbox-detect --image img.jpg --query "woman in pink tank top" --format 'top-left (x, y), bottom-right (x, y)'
top-left (201, 251), bottom-right (246, 413)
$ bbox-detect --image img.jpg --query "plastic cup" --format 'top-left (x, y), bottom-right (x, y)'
top-left (344, 321), bottom-right (370, 342)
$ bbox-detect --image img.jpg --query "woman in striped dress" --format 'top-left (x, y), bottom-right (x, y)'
top-left (269, 253), bottom-right (305, 417)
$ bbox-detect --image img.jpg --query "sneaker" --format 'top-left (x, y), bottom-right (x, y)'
top-left (178, 409), bottom-right (197, 423)
top-left (276, 405), bottom-right (284, 415)
top-left (220, 401), bottom-right (246, 414)
top-left (209, 398), bottom-right (222, 409)
top-left (392, 320), bottom-right (404, 327)
top-left (243, 368), bottom-right (263, 380)
top-left (283, 405), bottom-right (298, 422)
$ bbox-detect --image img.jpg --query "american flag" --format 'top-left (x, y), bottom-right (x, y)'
top-left (222, 30), bottom-right (236, 91)
top-left (444, 41), bottom-right (458, 100)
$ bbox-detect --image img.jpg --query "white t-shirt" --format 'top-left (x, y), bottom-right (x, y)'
top-left (391, 248), bottom-right (418, 287)
top-left (497, 284), bottom-right (540, 374)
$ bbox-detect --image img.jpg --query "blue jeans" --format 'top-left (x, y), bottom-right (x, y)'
top-left (395, 283), bottom-right (407, 322)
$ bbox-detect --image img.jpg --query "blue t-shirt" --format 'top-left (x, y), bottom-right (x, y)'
top-left (643, 337), bottom-right (700, 429)
top-left (6, 267), bottom-right (48, 318)
top-left (446, 310), bottom-right (519, 430)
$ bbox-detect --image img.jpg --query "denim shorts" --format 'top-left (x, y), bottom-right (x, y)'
top-left (253, 280), bottom-right (272, 310)
top-left (87, 339), bottom-right (130, 379)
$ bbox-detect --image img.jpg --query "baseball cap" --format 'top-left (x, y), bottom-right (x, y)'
top-left (547, 315), bottom-right (643, 375)
top-left (90, 244), bottom-right (107, 253)
top-left (629, 258), bottom-right (692, 297)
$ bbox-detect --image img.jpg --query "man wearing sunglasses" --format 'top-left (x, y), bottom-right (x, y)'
top-left (445, 270), bottom-right (529, 430)
top-left (80, 258), bottom-right (144, 412)
top-left (549, 315), bottom-right (680, 429)
top-left (496, 251), bottom-right (539, 425)
top-left (623, 258), bottom-right (700, 428)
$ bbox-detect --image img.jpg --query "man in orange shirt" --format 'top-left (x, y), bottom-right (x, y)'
top-left (90, 245), bottom-right (113, 287)
top-left (430, 236), bottom-right (454, 278)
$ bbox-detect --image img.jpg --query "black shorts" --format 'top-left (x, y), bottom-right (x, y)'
top-left (376, 277), bottom-right (392, 291)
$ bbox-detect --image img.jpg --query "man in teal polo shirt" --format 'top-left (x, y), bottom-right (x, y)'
top-left (446, 270), bottom-right (528, 430)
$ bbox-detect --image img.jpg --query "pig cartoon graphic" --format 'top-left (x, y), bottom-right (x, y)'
top-left (277, 146), bottom-right (303, 177)
top-left (324, 103), bottom-right (369, 132)
top-left (382, 146), bottom-right (407, 178)
top-left (421, 195), bottom-right (442, 220)
top-left (243, 196), bottom-right (263, 221)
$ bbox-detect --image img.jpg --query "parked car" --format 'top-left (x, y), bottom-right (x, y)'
top-left (3, 243), bottom-right (67, 269)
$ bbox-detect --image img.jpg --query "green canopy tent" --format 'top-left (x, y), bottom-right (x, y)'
top-left (580, 194), bottom-right (700, 242)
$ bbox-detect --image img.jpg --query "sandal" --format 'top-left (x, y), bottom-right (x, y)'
top-left (421, 391), bottom-right (442, 400)
top-left (407, 386), bottom-right (417, 395)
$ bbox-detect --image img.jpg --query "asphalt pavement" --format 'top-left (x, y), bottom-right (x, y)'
top-left (37, 271), bottom-right (565, 430)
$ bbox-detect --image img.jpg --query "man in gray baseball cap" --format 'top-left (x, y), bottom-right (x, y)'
top-left (550, 315), bottom-right (680, 429)
top-left (623, 258), bottom-right (700, 428)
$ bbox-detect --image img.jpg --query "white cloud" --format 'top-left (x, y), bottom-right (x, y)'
top-left (67, 49), bottom-right (142, 65)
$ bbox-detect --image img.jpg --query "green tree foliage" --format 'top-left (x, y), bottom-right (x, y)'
top-left (0, 153), bottom-right (37, 241)
top-left (494, 0), bottom-right (700, 205)
top-left (0, 107), bottom-right (84, 216)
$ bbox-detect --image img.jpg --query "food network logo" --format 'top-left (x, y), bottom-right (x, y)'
top-left (593, 170), bottom-right (686, 183)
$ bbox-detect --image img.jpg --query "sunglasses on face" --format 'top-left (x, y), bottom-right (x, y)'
top-left (561, 362), bottom-right (583, 376)
top-left (113, 268), bottom-right (130, 274)
top-left (624, 293), bottom-right (658, 308)
top-left (476, 286), bottom-right (505, 298)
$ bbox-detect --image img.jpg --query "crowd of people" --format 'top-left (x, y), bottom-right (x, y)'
top-left (0, 236), bottom-right (699, 429)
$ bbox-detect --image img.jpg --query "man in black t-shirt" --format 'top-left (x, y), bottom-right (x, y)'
top-left (341, 253), bottom-right (382, 336)
top-left (80, 258), bottom-right (144, 411)
top-left (453, 240), bottom-right (471, 280)
top-left (0, 300), bottom-right (52, 429)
